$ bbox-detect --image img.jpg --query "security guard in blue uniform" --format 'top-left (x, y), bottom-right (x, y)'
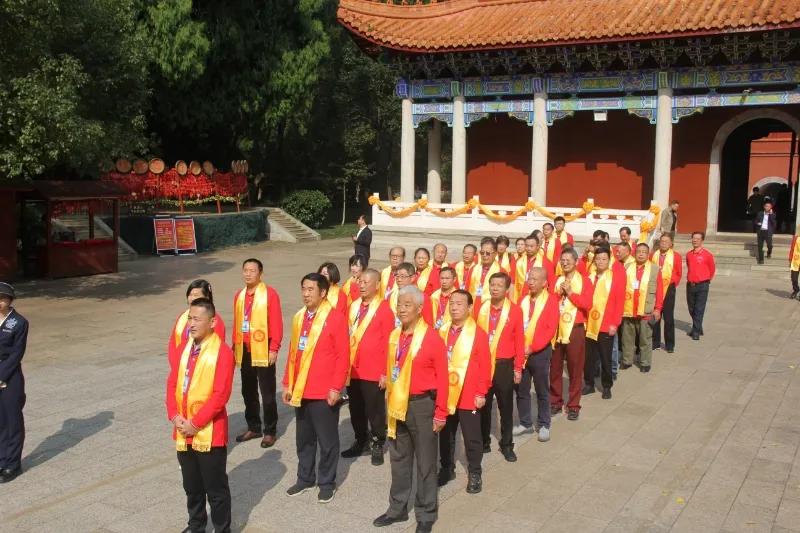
top-left (0, 282), bottom-right (28, 483)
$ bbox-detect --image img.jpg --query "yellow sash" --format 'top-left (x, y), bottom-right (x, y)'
top-left (792, 236), bottom-right (800, 271)
top-left (380, 266), bottom-right (396, 300)
top-left (543, 238), bottom-right (556, 263)
top-left (554, 274), bottom-right (583, 344)
top-left (173, 309), bottom-right (190, 348)
top-left (652, 249), bottom-right (674, 299)
top-left (386, 319), bottom-right (429, 438)
top-left (586, 269), bottom-right (613, 341)
top-left (175, 332), bottom-right (222, 452)
top-left (438, 318), bottom-right (478, 415)
top-left (347, 297), bottom-right (382, 384)
top-left (430, 288), bottom-right (453, 329)
top-left (522, 290), bottom-right (550, 351)
top-left (624, 262), bottom-right (651, 317)
top-left (514, 254), bottom-right (546, 302)
top-left (416, 264), bottom-right (433, 291)
top-left (233, 282), bottom-right (270, 367)
top-left (476, 299), bottom-right (510, 378)
top-left (286, 300), bottom-right (333, 407)
top-left (342, 276), bottom-right (357, 307)
top-left (327, 284), bottom-right (341, 309)
top-left (454, 261), bottom-right (472, 291)
top-left (557, 231), bottom-right (570, 245)
top-left (470, 261), bottom-right (502, 300)
top-left (497, 252), bottom-right (512, 272)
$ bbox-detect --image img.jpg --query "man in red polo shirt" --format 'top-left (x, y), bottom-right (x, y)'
top-left (282, 273), bottom-right (349, 504)
top-left (437, 290), bottom-right (491, 494)
top-left (476, 272), bottom-right (524, 461)
top-left (374, 286), bottom-right (448, 533)
top-left (166, 298), bottom-right (234, 533)
top-left (685, 231), bottom-right (715, 340)
top-left (341, 269), bottom-right (395, 465)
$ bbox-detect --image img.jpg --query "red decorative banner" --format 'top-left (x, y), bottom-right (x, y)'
top-left (153, 218), bottom-right (177, 253)
top-left (174, 218), bottom-right (197, 253)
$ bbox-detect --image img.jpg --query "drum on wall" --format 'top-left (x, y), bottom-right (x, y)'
top-left (115, 158), bottom-right (132, 173)
top-left (189, 160), bottom-right (202, 175)
top-left (133, 159), bottom-right (149, 174)
top-left (175, 160), bottom-right (188, 176)
top-left (231, 160), bottom-right (240, 174)
top-left (242, 160), bottom-right (249, 174)
top-left (148, 158), bottom-right (165, 174)
top-left (202, 160), bottom-right (214, 176)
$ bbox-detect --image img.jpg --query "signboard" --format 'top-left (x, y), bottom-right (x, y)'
top-left (153, 217), bottom-right (176, 254)
top-left (174, 217), bottom-right (197, 254)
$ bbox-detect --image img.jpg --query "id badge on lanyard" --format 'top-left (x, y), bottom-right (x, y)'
top-left (298, 331), bottom-right (309, 351)
top-left (632, 279), bottom-right (640, 290)
top-left (435, 318), bottom-right (443, 330)
top-left (476, 285), bottom-right (483, 298)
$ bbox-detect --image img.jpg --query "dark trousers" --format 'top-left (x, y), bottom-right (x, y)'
top-left (480, 358), bottom-right (514, 450)
top-left (177, 447), bottom-right (231, 533)
top-left (439, 409), bottom-right (483, 474)
top-left (686, 281), bottom-right (710, 335)
top-left (516, 345), bottom-right (552, 429)
top-left (792, 270), bottom-right (799, 293)
top-left (652, 284), bottom-right (676, 350)
top-left (295, 399), bottom-right (341, 490)
top-left (240, 348), bottom-right (277, 436)
top-left (388, 395), bottom-right (438, 523)
top-left (585, 333), bottom-right (614, 390)
top-left (757, 230), bottom-right (773, 262)
top-left (347, 378), bottom-right (386, 445)
top-left (0, 371), bottom-right (25, 471)
top-left (550, 325), bottom-right (586, 411)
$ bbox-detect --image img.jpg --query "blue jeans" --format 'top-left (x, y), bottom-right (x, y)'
top-left (611, 333), bottom-right (619, 376)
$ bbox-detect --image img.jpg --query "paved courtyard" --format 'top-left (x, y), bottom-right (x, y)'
top-left (2, 237), bottom-right (800, 533)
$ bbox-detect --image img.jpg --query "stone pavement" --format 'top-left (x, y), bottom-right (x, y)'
top-left (2, 238), bottom-right (800, 533)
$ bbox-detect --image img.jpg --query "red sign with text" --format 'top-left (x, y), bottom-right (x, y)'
top-left (174, 218), bottom-right (197, 253)
top-left (153, 218), bottom-right (176, 254)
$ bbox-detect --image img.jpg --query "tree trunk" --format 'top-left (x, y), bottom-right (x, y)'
top-left (341, 182), bottom-right (346, 225)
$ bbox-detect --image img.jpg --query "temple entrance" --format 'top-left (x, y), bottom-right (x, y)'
top-left (717, 117), bottom-right (798, 233)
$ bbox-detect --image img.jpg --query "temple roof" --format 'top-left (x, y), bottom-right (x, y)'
top-left (337, 0), bottom-right (800, 53)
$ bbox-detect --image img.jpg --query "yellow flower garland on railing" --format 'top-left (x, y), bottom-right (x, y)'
top-left (424, 198), bottom-right (476, 218)
top-left (638, 204), bottom-right (661, 242)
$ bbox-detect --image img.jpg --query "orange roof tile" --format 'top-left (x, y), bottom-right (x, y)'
top-left (337, 0), bottom-right (800, 53)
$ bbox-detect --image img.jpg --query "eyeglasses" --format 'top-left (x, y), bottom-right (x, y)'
top-left (390, 254), bottom-right (404, 259)
top-left (395, 273), bottom-right (411, 279)
top-left (479, 251), bottom-right (494, 256)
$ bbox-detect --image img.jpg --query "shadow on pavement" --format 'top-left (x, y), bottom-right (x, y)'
top-left (22, 410), bottom-right (114, 470)
top-left (230, 449), bottom-right (287, 531)
top-left (767, 288), bottom-right (793, 299)
top-left (674, 319), bottom-right (693, 333)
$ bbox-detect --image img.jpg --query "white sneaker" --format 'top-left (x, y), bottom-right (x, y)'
top-left (537, 427), bottom-right (550, 442)
top-left (512, 424), bottom-right (534, 437)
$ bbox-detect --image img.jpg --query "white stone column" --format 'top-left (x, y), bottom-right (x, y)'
top-left (426, 120), bottom-right (442, 203)
top-left (400, 97), bottom-right (415, 202)
top-left (653, 87), bottom-right (673, 208)
top-left (452, 95), bottom-right (467, 204)
top-left (531, 92), bottom-right (548, 204)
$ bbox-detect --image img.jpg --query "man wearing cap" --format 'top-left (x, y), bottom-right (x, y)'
top-left (0, 282), bottom-right (29, 483)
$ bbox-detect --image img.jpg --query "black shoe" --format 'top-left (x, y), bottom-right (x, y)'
top-left (0, 467), bottom-right (21, 483)
top-left (437, 468), bottom-right (456, 487)
top-left (640, 366), bottom-right (651, 373)
top-left (757, 260), bottom-right (764, 265)
top-left (341, 441), bottom-right (369, 458)
top-left (581, 384), bottom-right (595, 395)
top-left (373, 513), bottom-right (409, 527)
top-left (371, 442), bottom-right (384, 466)
top-left (612, 372), bottom-right (617, 381)
top-left (767, 253), bottom-right (772, 259)
top-left (482, 442), bottom-right (491, 453)
top-left (619, 363), bottom-right (632, 370)
top-left (686, 330), bottom-right (694, 337)
top-left (789, 291), bottom-right (797, 299)
top-left (550, 405), bottom-right (562, 416)
top-left (500, 447), bottom-right (517, 462)
top-left (466, 472), bottom-right (482, 494)
top-left (567, 409), bottom-right (579, 421)
top-left (317, 486), bottom-right (336, 503)
top-left (691, 333), bottom-right (700, 341)
top-left (286, 482), bottom-right (313, 497)
top-left (236, 430), bottom-right (262, 442)
top-left (416, 521), bottom-right (434, 533)
top-left (666, 348), bottom-right (674, 354)
top-left (602, 388), bottom-right (612, 399)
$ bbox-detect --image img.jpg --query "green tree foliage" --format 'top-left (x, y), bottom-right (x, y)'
top-left (281, 189), bottom-right (331, 229)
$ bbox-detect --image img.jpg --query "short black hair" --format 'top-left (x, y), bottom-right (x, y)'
top-left (619, 226), bottom-right (631, 236)
top-left (186, 279), bottom-right (214, 303)
top-left (243, 258), bottom-right (263, 272)
top-left (317, 262), bottom-right (341, 284)
top-left (440, 266), bottom-right (455, 277)
top-left (592, 230), bottom-right (605, 239)
top-left (451, 289), bottom-right (473, 306)
top-left (515, 237), bottom-right (525, 244)
top-left (692, 231), bottom-right (705, 240)
top-left (543, 222), bottom-right (554, 230)
top-left (414, 247), bottom-right (431, 259)
top-left (594, 246), bottom-right (611, 258)
top-left (636, 242), bottom-right (650, 251)
top-left (190, 297), bottom-right (216, 317)
top-left (489, 271), bottom-right (511, 289)
top-left (496, 235), bottom-right (510, 246)
top-left (358, 214), bottom-right (368, 222)
top-left (301, 272), bottom-right (330, 294)
top-left (525, 233), bottom-right (540, 245)
top-left (553, 216), bottom-right (566, 224)
top-left (618, 242), bottom-right (632, 251)
top-left (560, 247), bottom-right (579, 261)
top-left (479, 236), bottom-right (497, 249)
top-left (397, 262), bottom-right (416, 276)
top-left (464, 244), bottom-right (477, 253)
top-left (753, 186), bottom-right (760, 192)
top-left (349, 253), bottom-right (367, 268)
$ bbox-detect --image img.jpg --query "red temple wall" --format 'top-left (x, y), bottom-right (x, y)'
top-left (748, 132), bottom-right (798, 190)
top-left (0, 193), bottom-right (18, 279)
top-left (467, 115), bottom-right (532, 204)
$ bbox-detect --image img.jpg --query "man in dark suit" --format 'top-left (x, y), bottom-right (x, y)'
top-left (754, 201), bottom-right (777, 264)
top-left (0, 282), bottom-right (28, 483)
top-left (353, 214), bottom-right (372, 265)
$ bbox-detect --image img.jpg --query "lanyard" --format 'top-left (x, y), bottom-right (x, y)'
top-left (183, 343), bottom-right (201, 394)
top-left (395, 334), bottom-right (413, 367)
top-left (488, 308), bottom-right (500, 335)
top-left (437, 294), bottom-right (450, 321)
top-left (355, 303), bottom-right (369, 325)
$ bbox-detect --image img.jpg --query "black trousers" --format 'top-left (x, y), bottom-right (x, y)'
top-left (177, 447), bottom-right (231, 533)
top-left (585, 333), bottom-right (614, 390)
top-left (792, 270), bottom-right (799, 293)
top-left (480, 358), bottom-right (514, 450)
top-left (347, 378), bottom-right (386, 445)
top-left (295, 399), bottom-right (340, 490)
top-left (652, 284), bottom-right (676, 350)
top-left (757, 230), bottom-right (773, 262)
top-left (388, 395), bottom-right (438, 523)
top-left (0, 371), bottom-right (25, 471)
top-left (515, 345), bottom-right (552, 430)
top-left (439, 409), bottom-right (482, 475)
top-left (686, 281), bottom-right (710, 335)
top-left (240, 347), bottom-right (277, 436)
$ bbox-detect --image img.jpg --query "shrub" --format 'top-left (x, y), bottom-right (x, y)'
top-left (281, 189), bottom-right (331, 228)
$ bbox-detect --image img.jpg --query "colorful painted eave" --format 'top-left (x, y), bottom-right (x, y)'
top-left (337, 0), bottom-right (800, 54)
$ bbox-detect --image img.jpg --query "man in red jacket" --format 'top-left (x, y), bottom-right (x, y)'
top-left (437, 290), bottom-right (491, 494)
top-left (583, 247), bottom-right (623, 400)
top-left (282, 273), bottom-right (349, 504)
top-left (341, 269), bottom-right (395, 465)
top-left (550, 248), bottom-right (594, 421)
top-left (166, 298), bottom-right (234, 533)
top-left (373, 286), bottom-right (448, 533)
top-left (476, 272), bottom-right (524, 461)
top-left (515, 267), bottom-right (559, 442)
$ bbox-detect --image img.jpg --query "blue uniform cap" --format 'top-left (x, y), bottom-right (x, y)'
top-left (0, 282), bottom-right (15, 300)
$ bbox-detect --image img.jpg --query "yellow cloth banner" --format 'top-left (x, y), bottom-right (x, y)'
top-left (438, 318), bottom-right (478, 415)
top-left (386, 319), bottom-right (429, 439)
top-left (175, 332), bottom-right (222, 452)
top-left (624, 262), bottom-right (652, 317)
top-left (651, 249), bottom-right (674, 299)
top-left (554, 274), bottom-right (584, 344)
top-left (347, 297), bottom-right (381, 384)
top-left (586, 269), bottom-right (613, 341)
top-left (234, 282), bottom-right (270, 367)
top-left (476, 299), bottom-right (510, 378)
top-left (287, 300), bottom-right (333, 407)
